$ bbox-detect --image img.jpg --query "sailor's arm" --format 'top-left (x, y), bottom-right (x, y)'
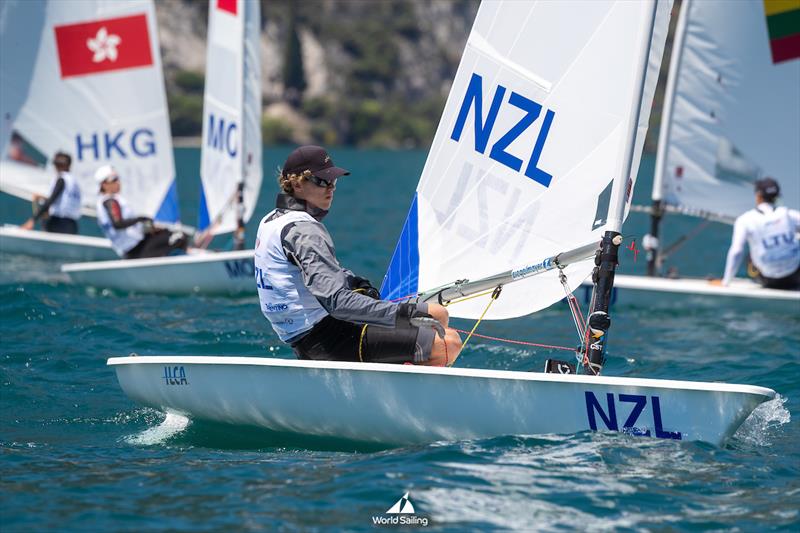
top-left (722, 218), bottom-right (748, 286)
top-left (282, 221), bottom-right (399, 326)
top-left (102, 199), bottom-right (150, 230)
top-left (22, 177), bottom-right (65, 229)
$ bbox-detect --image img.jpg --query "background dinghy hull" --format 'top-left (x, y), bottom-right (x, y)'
top-left (0, 224), bottom-right (115, 261)
top-left (62, 250), bottom-right (255, 295)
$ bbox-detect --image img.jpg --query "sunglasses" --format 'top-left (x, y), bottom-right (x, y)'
top-left (306, 175), bottom-right (336, 188)
top-left (104, 176), bottom-right (119, 184)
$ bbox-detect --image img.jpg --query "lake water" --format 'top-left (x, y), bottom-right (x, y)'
top-left (1, 148), bottom-right (798, 531)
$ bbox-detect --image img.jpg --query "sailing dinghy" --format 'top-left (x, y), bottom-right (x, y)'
top-left (0, 0), bottom-right (180, 261)
top-left (617, 0), bottom-right (800, 305)
top-left (109, 0), bottom-right (777, 446)
top-left (62, 0), bottom-right (262, 295)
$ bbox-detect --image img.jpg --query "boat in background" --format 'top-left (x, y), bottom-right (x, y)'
top-left (110, 0), bottom-right (776, 446)
top-left (62, 0), bottom-right (262, 295)
top-left (620, 0), bottom-right (800, 303)
top-left (0, 0), bottom-right (179, 261)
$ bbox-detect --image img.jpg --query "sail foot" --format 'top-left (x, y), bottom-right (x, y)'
top-left (584, 231), bottom-right (621, 375)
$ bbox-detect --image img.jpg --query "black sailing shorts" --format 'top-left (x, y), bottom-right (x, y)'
top-left (290, 312), bottom-right (436, 364)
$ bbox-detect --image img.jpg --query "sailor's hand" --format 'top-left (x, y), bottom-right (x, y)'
top-left (708, 279), bottom-right (723, 286)
top-left (352, 276), bottom-right (381, 299)
top-left (137, 216), bottom-right (154, 232)
top-left (21, 219), bottom-right (34, 230)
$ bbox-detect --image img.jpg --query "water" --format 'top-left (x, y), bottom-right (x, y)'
top-left (1, 149), bottom-right (798, 531)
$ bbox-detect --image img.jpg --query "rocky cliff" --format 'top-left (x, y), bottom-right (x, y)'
top-left (156, 0), bottom-right (675, 150)
top-left (156, 0), bottom-right (479, 147)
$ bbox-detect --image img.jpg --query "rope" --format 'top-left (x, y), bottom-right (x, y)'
top-left (443, 288), bottom-right (497, 306)
top-left (386, 283), bottom-right (580, 358)
top-left (558, 267), bottom-right (586, 340)
top-left (358, 324), bottom-right (368, 362)
top-left (460, 285), bottom-right (502, 351)
top-left (661, 219), bottom-right (711, 260)
top-left (451, 328), bottom-right (576, 352)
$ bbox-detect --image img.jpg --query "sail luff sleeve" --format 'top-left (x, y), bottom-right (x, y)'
top-left (651, 0), bottom-right (691, 204)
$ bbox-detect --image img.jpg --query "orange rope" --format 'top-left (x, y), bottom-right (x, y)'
top-left (451, 328), bottom-right (577, 352)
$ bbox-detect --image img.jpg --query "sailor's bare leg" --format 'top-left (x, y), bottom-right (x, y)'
top-left (423, 303), bottom-right (462, 367)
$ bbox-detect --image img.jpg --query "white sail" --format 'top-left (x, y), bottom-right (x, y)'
top-left (0, 0), bottom-right (179, 222)
top-left (382, 0), bottom-right (671, 319)
top-left (198, 0), bottom-right (262, 236)
top-left (652, 0), bottom-right (800, 221)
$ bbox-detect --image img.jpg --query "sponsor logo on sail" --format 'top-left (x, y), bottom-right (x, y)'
top-left (371, 492), bottom-right (429, 527)
top-left (511, 258), bottom-right (552, 280)
top-left (54, 14), bottom-right (154, 78)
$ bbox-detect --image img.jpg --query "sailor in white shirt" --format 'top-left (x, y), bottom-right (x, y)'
top-left (21, 152), bottom-right (82, 234)
top-left (717, 178), bottom-right (800, 290)
top-left (95, 165), bottom-right (188, 259)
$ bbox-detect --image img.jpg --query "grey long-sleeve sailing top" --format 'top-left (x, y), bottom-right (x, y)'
top-left (274, 194), bottom-right (400, 326)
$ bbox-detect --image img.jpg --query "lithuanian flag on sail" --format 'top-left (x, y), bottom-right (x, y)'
top-left (765, 0), bottom-right (800, 63)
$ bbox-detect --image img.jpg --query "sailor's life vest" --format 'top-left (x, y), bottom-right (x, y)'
top-left (748, 206), bottom-right (800, 278)
top-left (254, 210), bottom-right (328, 342)
top-left (49, 172), bottom-right (82, 220)
top-left (96, 193), bottom-right (144, 256)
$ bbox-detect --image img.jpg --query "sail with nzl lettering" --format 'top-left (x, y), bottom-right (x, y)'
top-left (382, 0), bottom-right (670, 319)
top-left (0, 0), bottom-right (179, 222)
top-left (197, 0), bottom-right (262, 237)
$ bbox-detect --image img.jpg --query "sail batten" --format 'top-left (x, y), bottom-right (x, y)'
top-left (382, 0), bottom-right (673, 319)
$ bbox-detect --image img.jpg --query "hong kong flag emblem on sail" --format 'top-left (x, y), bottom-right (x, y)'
top-left (217, 0), bottom-right (238, 15)
top-left (54, 13), bottom-right (153, 78)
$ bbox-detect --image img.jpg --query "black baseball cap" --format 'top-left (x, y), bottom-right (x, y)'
top-left (282, 145), bottom-right (350, 182)
top-left (755, 177), bottom-right (780, 200)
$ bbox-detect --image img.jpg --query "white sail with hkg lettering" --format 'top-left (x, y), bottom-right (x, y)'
top-left (0, 0), bottom-right (179, 221)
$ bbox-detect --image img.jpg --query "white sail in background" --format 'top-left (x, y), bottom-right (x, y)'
top-left (0, 0), bottom-right (179, 221)
top-left (653, 0), bottom-right (800, 221)
top-left (198, 0), bottom-right (262, 236)
top-left (383, 0), bottom-right (671, 319)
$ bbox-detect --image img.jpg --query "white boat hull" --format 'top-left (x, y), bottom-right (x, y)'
top-left (0, 224), bottom-right (115, 261)
top-left (108, 356), bottom-right (775, 447)
top-left (578, 274), bottom-right (799, 308)
top-left (62, 250), bottom-right (255, 295)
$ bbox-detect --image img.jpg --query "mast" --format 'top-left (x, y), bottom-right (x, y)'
top-left (233, 180), bottom-right (246, 250)
top-left (584, 0), bottom-right (660, 375)
top-left (647, 0), bottom-right (691, 276)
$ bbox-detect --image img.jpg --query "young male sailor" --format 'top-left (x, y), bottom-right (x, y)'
top-left (95, 165), bottom-right (188, 260)
top-left (21, 152), bottom-right (81, 234)
top-left (714, 177), bottom-right (800, 290)
top-left (255, 145), bottom-right (462, 366)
